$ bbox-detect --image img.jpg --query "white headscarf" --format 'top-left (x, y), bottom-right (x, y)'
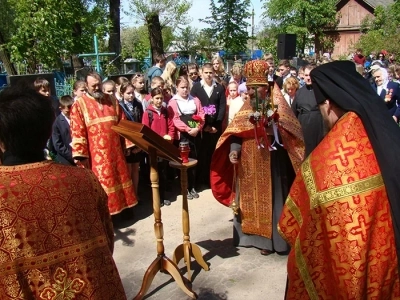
top-left (376, 67), bottom-right (389, 96)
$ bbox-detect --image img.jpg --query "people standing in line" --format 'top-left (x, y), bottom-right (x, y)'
top-left (190, 63), bottom-right (226, 188)
top-left (70, 72), bottom-right (137, 216)
top-left (142, 87), bottom-right (175, 206)
top-left (168, 76), bottom-right (205, 199)
top-left (118, 81), bottom-right (144, 199)
top-left (292, 64), bottom-right (325, 157)
top-left (0, 87), bottom-right (127, 299)
top-left (52, 95), bottom-right (75, 165)
top-left (280, 61), bottom-right (400, 299)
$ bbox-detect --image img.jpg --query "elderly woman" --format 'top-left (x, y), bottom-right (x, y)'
top-left (229, 63), bottom-right (245, 85)
top-left (282, 76), bottom-right (300, 107)
top-left (372, 67), bottom-right (400, 119)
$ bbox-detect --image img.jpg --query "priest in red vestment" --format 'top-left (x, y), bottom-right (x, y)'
top-left (210, 60), bottom-right (304, 255)
top-left (70, 72), bottom-right (137, 215)
top-left (279, 61), bottom-right (400, 299)
top-left (0, 88), bottom-right (126, 299)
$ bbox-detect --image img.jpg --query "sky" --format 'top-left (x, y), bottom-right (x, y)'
top-left (121, 0), bottom-right (264, 31)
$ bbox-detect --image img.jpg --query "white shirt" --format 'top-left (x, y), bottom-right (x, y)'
top-left (174, 95), bottom-right (197, 115)
top-left (62, 112), bottom-right (70, 125)
top-left (200, 79), bottom-right (217, 98)
top-left (228, 96), bottom-right (244, 124)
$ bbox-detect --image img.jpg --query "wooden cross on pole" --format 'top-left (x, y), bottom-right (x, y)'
top-left (78, 35), bottom-right (116, 74)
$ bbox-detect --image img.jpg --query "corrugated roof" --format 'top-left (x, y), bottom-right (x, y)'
top-left (362, 0), bottom-right (394, 8)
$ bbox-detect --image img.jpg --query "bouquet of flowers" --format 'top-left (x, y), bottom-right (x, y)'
top-left (203, 104), bottom-right (216, 124)
top-left (188, 115), bottom-right (202, 128)
top-left (385, 89), bottom-right (393, 102)
top-left (248, 89), bottom-right (280, 150)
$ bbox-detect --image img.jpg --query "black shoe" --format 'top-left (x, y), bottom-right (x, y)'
top-left (187, 190), bottom-right (193, 200)
top-left (190, 188), bottom-right (199, 199)
top-left (163, 200), bottom-right (171, 206)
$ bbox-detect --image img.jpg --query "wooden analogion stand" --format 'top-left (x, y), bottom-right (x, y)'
top-left (169, 159), bottom-right (209, 281)
top-left (112, 121), bottom-right (208, 299)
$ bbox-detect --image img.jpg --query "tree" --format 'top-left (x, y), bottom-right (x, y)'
top-left (0, 0), bottom-right (17, 74)
top-left (6, 0), bottom-right (109, 72)
top-left (174, 26), bottom-right (199, 56)
top-left (200, 0), bottom-right (251, 54)
top-left (121, 25), bottom-right (175, 60)
top-left (196, 28), bottom-right (220, 60)
top-left (262, 0), bottom-right (339, 55)
top-left (355, 3), bottom-right (400, 58)
top-left (109, 0), bottom-right (121, 69)
top-left (128, 0), bottom-right (191, 64)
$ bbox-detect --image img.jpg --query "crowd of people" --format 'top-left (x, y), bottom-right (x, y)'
top-left (0, 49), bottom-right (400, 299)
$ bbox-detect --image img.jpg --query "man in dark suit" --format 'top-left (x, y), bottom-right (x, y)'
top-left (190, 63), bottom-right (226, 189)
top-left (52, 95), bottom-right (74, 165)
top-left (371, 67), bottom-right (400, 121)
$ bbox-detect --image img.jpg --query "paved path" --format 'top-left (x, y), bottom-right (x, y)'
top-left (113, 184), bottom-right (287, 300)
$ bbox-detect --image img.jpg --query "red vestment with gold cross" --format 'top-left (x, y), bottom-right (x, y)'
top-left (0, 161), bottom-right (126, 299)
top-left (279, 112), bottom-right (400, 299)
top-left (211, 86), bottom-right (304, 238)
top-left (71, 93), bottom-right (137, 214)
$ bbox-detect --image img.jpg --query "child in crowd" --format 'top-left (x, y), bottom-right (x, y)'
top-left (226, 81), bottom-right (243, 125)
top-left (102, 80), bottom-right (116, 95)
top-left (131, 73), bottom-right (146, 104)
top-left (118, 81), bottom-right (144, 198)
top-left (143, 76), bottom-right (171, 110)
top-left (33, 77), bottom-right (60, 115)
top-left (73, 80), bottom-right (86, 100)
top-left (52, 95), bottom-right (75, 165)
top-left (168, 76), bottom-right (205, 200)
top-left (142, 87), bottom-right (175, 206)
top-left (187, 63), bottom-right (201, 90)
top-left (115, 76), bottom-right (129, 100)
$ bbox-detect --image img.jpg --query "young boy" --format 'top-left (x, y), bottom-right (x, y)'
top-left (102, 80), bottom-right (116, 95)
top-left (52, 95), bottom-right (75, 165)
top-left (33, 77), bottom-right (60, 115)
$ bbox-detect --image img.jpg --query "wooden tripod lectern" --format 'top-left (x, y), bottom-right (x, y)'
top-left (112, 120), bottom-right (205, 299)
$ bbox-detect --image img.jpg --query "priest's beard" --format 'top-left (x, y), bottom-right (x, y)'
top-left (88, 90), bottom-right (104, 100)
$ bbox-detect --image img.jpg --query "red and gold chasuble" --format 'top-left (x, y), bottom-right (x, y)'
top-left (279, 112), bottom-right (400, 299)
top-left (71, 94), bottom-right (137, 214)
top-left (0, 162), bottom-right (126, 299)
top-left (211, 86), bottom-right (304, 238)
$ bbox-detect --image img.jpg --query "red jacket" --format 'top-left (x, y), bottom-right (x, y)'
top-left (142, 104), bottom-right (175, 138)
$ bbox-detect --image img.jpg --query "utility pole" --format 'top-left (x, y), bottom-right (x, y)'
top-left (251, 7), bottom-right (254, 59)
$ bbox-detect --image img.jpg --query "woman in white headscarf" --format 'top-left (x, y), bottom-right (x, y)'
top-left (372, 67), bottom-right (400, 117)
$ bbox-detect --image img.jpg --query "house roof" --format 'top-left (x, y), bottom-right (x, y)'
top-left (362, 0), bottom-right (394, 8)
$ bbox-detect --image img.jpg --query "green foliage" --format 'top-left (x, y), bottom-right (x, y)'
top-left (6, 0), bottom-right (109, 71)
top-left (121, 25), bottom-right (175, 60)
top-left (196, 28), bottom-right (220, 59)
top-left (200, 0), bottom-right (250, 53)
top-left (355, 3), bottom-right (400, 57)
top-left (256, 22), bottom-right (280, 58)
top-left (174, 26), bottom-right (198, 55)
top-left (128, 0), bottom-right (191, 28)
top-left (262, 0), bottom-right (338, 53)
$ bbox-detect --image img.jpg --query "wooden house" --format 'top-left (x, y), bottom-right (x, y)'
top-left (327, 0), bottom-right (393, 58)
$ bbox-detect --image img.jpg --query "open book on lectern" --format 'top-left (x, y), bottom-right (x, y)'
top-left (112, 120), bottom-right (181, 164)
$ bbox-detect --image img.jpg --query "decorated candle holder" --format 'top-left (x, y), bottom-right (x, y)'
top-left (179, 141), bottom-right (190, 163)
